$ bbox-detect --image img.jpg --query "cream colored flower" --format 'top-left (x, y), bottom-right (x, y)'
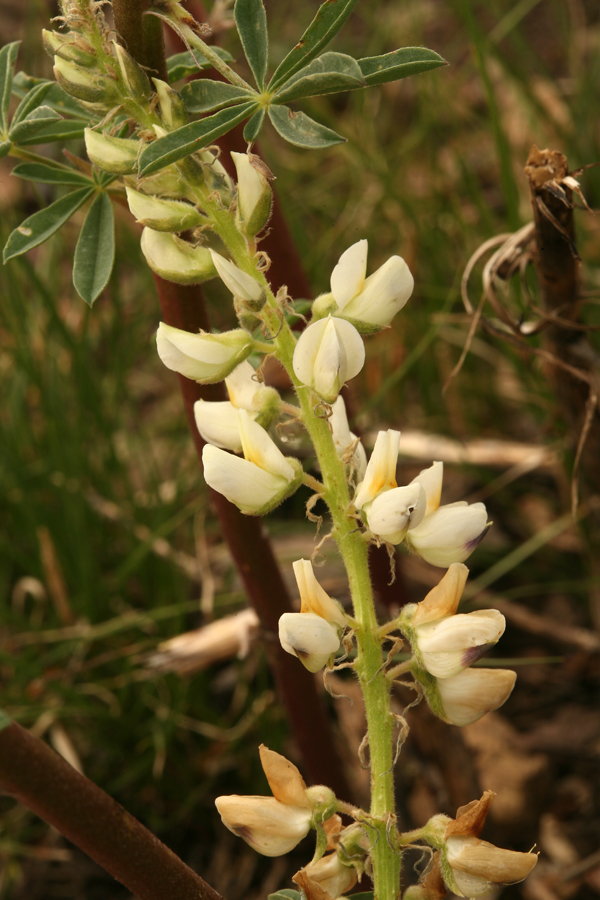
top-left (215, 795), bottom-right (312, 857)
top-left (353, 429), bottom-right (401, 511)
top-left (293, 316), bottom-right (365, 403)
top-left (279, 612), bottom-right (341, 673)
top-left (436, 667), bottom-right (516, 726)
top-left (444, 834), bottom-right (537, 897)
top-left (414, 609), bottom-right (506, 678)
top-left (156, 323), bottom-right (252, 382)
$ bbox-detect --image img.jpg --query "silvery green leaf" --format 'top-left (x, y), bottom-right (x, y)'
top-left (181, 79), bottom-right (256, 114)
top-left (243, 107), bottom-right (265, 144)
top-left (235, 0), bottom-right (269, 90)
top-left (0, 140), bottom-right (11, 159)
top-left (139, 102), bottom-right (256, 175)
top-left (12, 162), bottom-right (92, 186)
top-left (73, 192), bottom-right (115, 306)
top-left (358, 47), bottom-right (447, 86)
top-left (268, 104), bottom-right (345, 149)
top-left (17, 118), bottom-right (85, 145)
top-left (11, 80), bottom-right (53, 124)
top-left (3, 187), bottom-right (94, 262)
top-left (273, 52), bottom-right (364, 103)
top-left (0, 41), bottom-right (20, 134)
top-left (9, 106), bottom-right (62, 143)
top-left (269, 0), bottom-right (357, 92)
top-left (166, 47), bottom-right (234, 83)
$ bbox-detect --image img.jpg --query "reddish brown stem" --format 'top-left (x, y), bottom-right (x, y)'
top-left (0, 719), bottom-right (224, 900)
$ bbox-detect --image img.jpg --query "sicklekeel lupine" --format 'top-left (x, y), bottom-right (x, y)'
top-left (39, 4), bottom-right (538, 895)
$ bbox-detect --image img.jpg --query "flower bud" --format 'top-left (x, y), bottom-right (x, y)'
top-left (443, 834), bottom-right (537, 897)
top-left (130, 170), bottom-right (188, 200)
top-left (435, 667), bottom-right (517, 726)
top-left (278, 612), bottom-right (340, 672)
top-left (112, 42), bottom-right (152, 102)
top-left (126, 187), bottom-right (204, 232)
top-left (141, 228), bottom-right (217, 284)
top-left (409, 563), bottom-right (469, 627)
top-left (54, 56), bottom-right (119, 105)
top-left (353, 429), bottom-right (400, 511)
top-left (84, 128), bottom-right (139, 174)
top-left (152, 78), bottom-right (188, 129)
top-left (209, 250), bottom-right (265, 310)
top-left (292, 559), bottom-right (347, 627)
top-left (365, 482), bottom-right (427, 544)
top-left (296, 852), bottom-right (358, 899)
top-left (321, 239), bottom-right (414, 332)
top-left (413, 610), bottom-right (506, 679)
top-left (43, 30), bottom-right (96, 66)
top-left (231, 151), bottom-right (273, 237)
top-left (330, 396), bottom-right (367, 480)
top-left (405, 502), bottom-right (490, 567)
top-left (156, 323), bottom-right (253, 383)
top-left (215, 795), bottom-right (312, 857)
top-left (293, 316), bottom-right (365, 403)
top-left (202, 411), bottom-right (303, 515)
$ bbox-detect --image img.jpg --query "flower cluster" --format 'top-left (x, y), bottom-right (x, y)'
top-left (400, 564), bottom-right (516, 725)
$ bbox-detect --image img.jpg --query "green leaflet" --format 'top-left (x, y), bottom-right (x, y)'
top-left (3, 186), bottom-right (94, 262)
top-left (12, 73), bottom-right (90, 121)
top-left (17, 119), bottom-right (85, 145)
top-left (0, 41), bottom-right (20, 134)
top-left (235, 0), bottom-right (269, 90)
top-left (73, 192), bottom-right (115, 306)
top-left (268, 105), bottom-right (345, 149)
top-left (12, 162), bottom-right (92, 186)
top-left (358, 47), bottom-right (448, 86)
top-left (9, 106), bottom-right (62, 144)
top-left (166, 48), bottom-right (235, 83)
top-left (243, 107), bottom-right (266, 144)
top-left (181, 79), bottom-right (256, 114)
top-left (273, 52), bottom-right (364, 103)
top-left (10, 80), bottom-right (54, 125)
top-left (138, 102), bottom-right (256, 175)
top-left (267, 891), bottom-right (302, 900)
top-left (269, 0), bottom-right (358, 92)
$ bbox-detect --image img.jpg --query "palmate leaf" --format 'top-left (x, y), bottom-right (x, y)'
top-left (181, 80), bottom-right (256, 114)
top-left (234, 0), bottom-right (269, 90)
top-left (138, 102), bottom-right (256, 175)
top-left (358, 47), bottom-right (447, 86)
top-left (166, 47), bottom-right (235, 83)
top-left (73, 192), bottom-right (115, 306)
top-left (0, 41), bottom-right (20, 134)
top-left (273, 52), bottom-right (364, 103)
top-left (3, 186), bottom-right (94, 262)
top-left (268, 105), bottom-right (345, 149)
top-left (268, 0), bottom-right (358, 92)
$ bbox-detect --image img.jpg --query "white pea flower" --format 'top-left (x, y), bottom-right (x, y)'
top-left (210, 250), bottom-right (265, 308)
top-left (366, 482), bottom-right (427, 544)
top-left (312, 239), bottom-right (414, 332)
top-left (194, 361), bottom-right (279, 452)
top-left (278, 612), bottom-right (341, 673)
top-left (444, 835), bottom-right (537, 897)
top-left (404, 462), bottom-right (490, 567)
top-left (293, 316), bottom-right (365, 403)
top-left (156, 323), bottom-right (252, 383)
top-left (435, 667), bottom-right (517, 726)
top-left (353, 429), bottom-right (401, 511)
top-left (413, 609), bottom-right (506, 679)
top-left (215, 795), bottom-right (312, 857)
top-left (202, 410), bottom-right (302, 514)
top-left (292, 559), bottom-right (347, 627)
top-left (84, 128), bottom-right (138, 174)
top-left (329, 396), bottom-right (367, 481)
top-left (231, 151), bottom-right (273, 237)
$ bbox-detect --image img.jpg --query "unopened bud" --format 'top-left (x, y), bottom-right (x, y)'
top-left (85, 128), bottom-right (139, 174)
top-left (126, 187), bottom-right (204, 232)
top-left (43, 30), bottom-right (96, 66)
top-left (231, 151), bottom-right (273, 237)
top-left (153, 78), bottom-right (188, 129)
top-left (156, 323), bottom-right (253, 384)
top-left (210, 250), bottom-right (265, 310)
top-left (141, 228), bottom-right (217, 284)
top-left (295, 851), bottom-right (357, 899)
top-left (112, 42), bottom-right (152, 102)
top-left (54, 56), bottom-right (119, 105)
